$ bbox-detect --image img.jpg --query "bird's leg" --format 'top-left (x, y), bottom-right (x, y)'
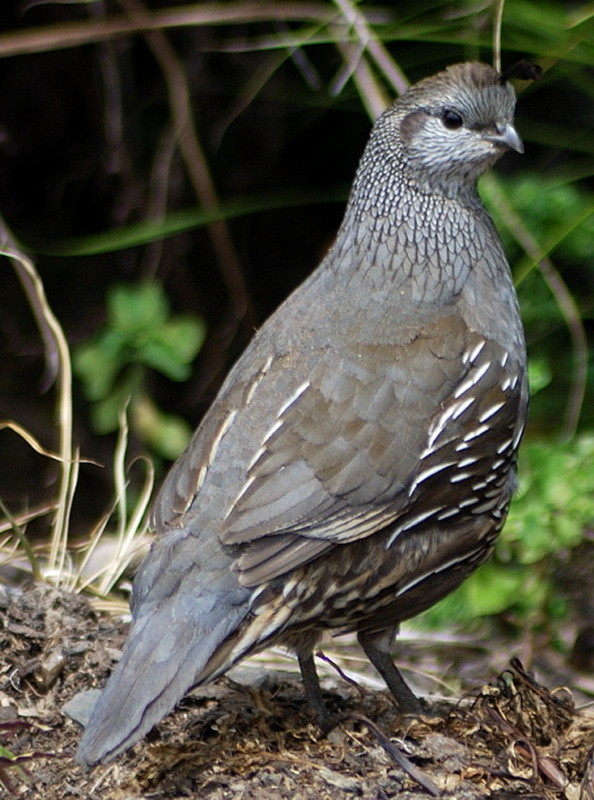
top-left (297, 651), bottom-right (337, 731)
top-left (297, 651), bottom-right (326, 722)
top-left (357, 629), bottom-right (423, 715)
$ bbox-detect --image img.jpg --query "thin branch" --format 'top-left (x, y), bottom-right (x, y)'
top-left (116, 0), bottom-right (254, 329)
top-left (0, 4), bottom-right (342, 59)
top-left (350, 713), bottom-right (442, 796)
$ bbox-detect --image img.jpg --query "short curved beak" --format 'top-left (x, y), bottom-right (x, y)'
top-left (484, 123), bottom-right (524, 154)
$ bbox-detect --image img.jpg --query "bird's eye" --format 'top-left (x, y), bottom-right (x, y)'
top-left (441, 109), bottom-right (463, 129)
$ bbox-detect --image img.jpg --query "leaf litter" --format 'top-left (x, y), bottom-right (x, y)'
top-left (1, 583), bottom-right (594, 799)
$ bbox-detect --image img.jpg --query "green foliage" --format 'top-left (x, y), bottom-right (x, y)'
top-left (504, 436), bottom-right (594, 561)
top-left (489, 176), bottom-right (594, 268)
top-left (482, 171), bottom-right (594, 429)
top-left (74, 282), bottom-right (205, 459)
top-left (422, 434), bottom-right (594, 629)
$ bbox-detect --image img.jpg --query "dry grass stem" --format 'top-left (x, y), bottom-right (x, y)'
top-left (0, 219), bottom-right (76, 578)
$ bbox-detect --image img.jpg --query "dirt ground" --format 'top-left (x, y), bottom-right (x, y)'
top-left (1, 583), bottom-right (594, 799)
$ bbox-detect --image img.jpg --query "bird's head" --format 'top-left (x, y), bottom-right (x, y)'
top-left (394, 62), bottom-right (523, 194)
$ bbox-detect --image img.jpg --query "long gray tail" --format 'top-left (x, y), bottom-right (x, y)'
top-left (76, 586), bottom-right (251, 766)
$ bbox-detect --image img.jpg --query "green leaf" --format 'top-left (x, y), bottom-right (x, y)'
top-left (108, 283), bottom-right (169, 334)
top-left (463, 563), bottom-right (526, 617)
top-left (139, 339), bottom-right (192, 381)
top-left (27, 189), bottom-right (347, 257)
top-left (527, 357), bottom-right (553, 396)
top-left (158, 317), bottom-right (206, 364)
top-left (132, 394), bottom-right (192, 459)
top-left (74, 334), bottom-right (126, 400)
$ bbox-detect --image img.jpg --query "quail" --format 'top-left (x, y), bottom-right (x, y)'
top-left (77, 62), bottom-right (529, 766)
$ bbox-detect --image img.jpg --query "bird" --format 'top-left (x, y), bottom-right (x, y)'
top-left (77, 61), bottom-right (529, 766)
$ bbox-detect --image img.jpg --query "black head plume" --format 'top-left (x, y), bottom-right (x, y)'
top-left (501, 60), bottom-right (543, 84)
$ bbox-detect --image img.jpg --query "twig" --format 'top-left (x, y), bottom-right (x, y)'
top-left (116, 0), bottom-right (254, 331)
top-left (350, 713), bottom-right (442, 796)
top-left (0, 4), bottom-right (341, 59)
top-left (315, 650), bottom-right (370, 698)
